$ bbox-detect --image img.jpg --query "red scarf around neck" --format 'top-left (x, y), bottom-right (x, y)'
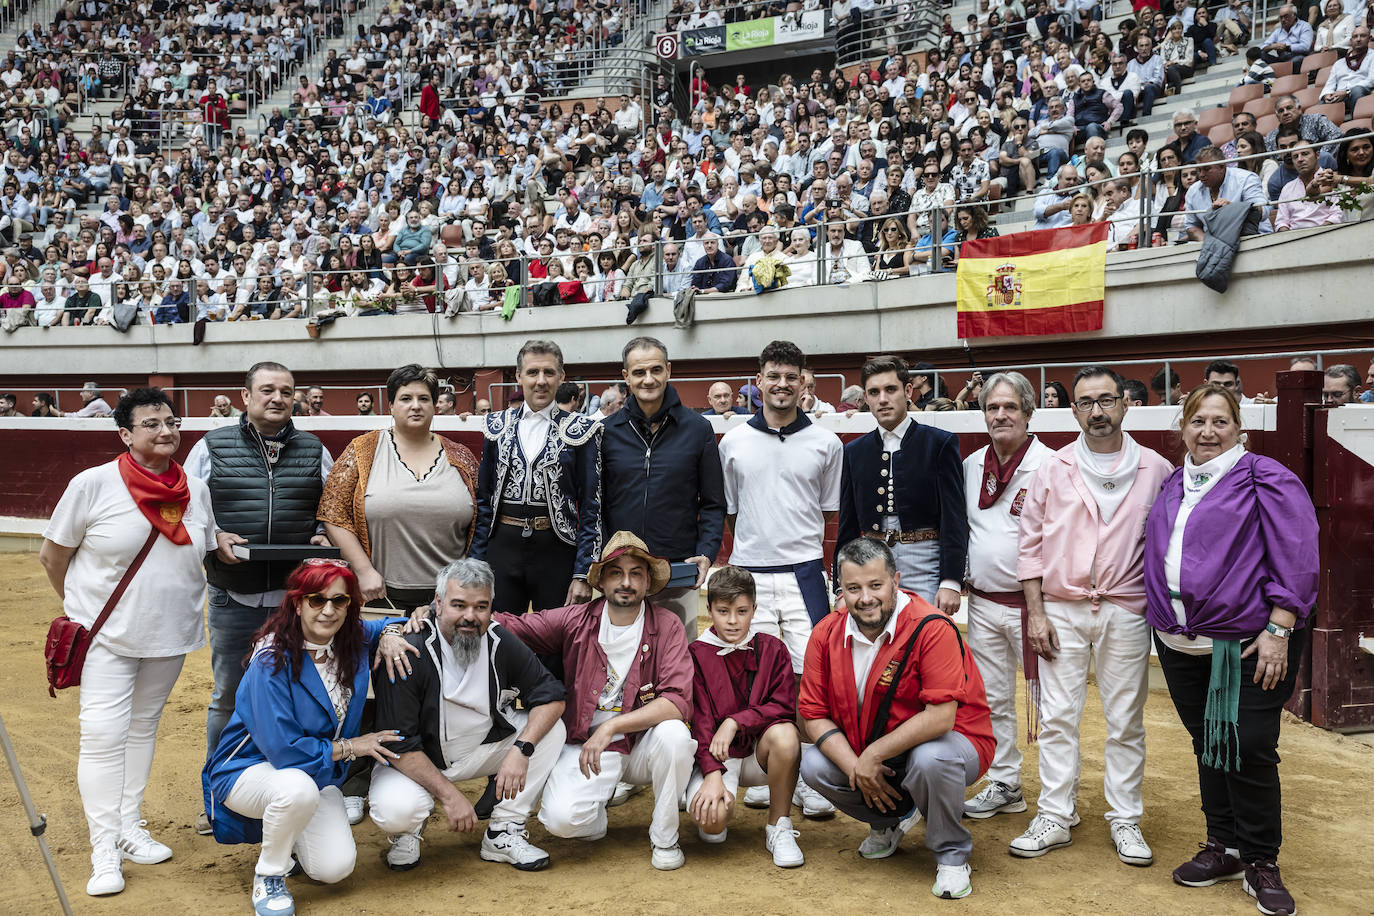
top-left (978, 434), bottom-right (1036, 510)
top-left (118, 451), bottom-right (191, 545)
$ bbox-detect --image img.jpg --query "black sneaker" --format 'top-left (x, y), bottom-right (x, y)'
top-left (1173, 839), bottom-right (1244, 886)
top-left (1244, 860), bottom-right (1297, 915)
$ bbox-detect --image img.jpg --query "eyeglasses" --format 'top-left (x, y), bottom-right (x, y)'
top-left (302, 593), bottom-right (351, 610)
top-left (134, 418), bottom-right (182, 431)
top-left (763, 371), bottom-right (801, 384)
top-left (1072, 395), bottom-right (1123, 412)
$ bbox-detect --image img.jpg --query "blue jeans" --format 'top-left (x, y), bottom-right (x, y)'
top-left (1117, 89), bottom-right (1137, 124)
top-left (1075, 123), bottom-right (1108, 144)
top-left (205, 586), bottom-right (274, 761)
top-left (1139, 82), bottom-right (1162, 116)
top-left (1038, 147), bottom-right (1069, 179)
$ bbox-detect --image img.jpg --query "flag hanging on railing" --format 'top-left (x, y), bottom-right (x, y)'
top-left (955, 223), bottom-right (1108, 338)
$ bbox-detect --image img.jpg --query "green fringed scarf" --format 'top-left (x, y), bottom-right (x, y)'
top-left (1202, 638), bottom-right (1242, 773)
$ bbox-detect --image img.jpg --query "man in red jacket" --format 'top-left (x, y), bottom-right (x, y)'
top-left (200, 79), bottom-right (230, 148)
top-left (799, 537), bottom-right (994, 901)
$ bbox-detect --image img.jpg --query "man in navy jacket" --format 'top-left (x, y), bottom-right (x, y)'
top-left (836, 355), bottom-right (968, 614)
top-left (600, 335), bottom-right (725, 639)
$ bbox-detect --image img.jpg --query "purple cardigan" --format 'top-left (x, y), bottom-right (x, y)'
top-left (1144, 452), bottom-right (1319, 640)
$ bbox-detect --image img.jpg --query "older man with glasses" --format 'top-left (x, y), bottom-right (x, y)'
top-left (1263, 93), bottom-right (1345, 151)
top-left (1260, 3), bottom-right (1314, 65)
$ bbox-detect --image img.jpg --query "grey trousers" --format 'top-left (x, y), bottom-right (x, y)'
top-left (801, 730), bottom-right (981, 864)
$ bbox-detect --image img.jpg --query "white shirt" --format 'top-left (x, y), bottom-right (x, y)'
top-left (845, 590), bottom-right (909, 711)
top-left (720, 415), bottom-right (843, 566)
top-left (438, 632), bottom-right (493, 768)
top-left (882, 414), bottom-right (964, 595)
top-left (44, 460), bottom-right (216, 657)
top-left (517, 402), bottom-right (554, 462)
top-left (592, 602), bottom-right (645, 730)
top-left (963, 438), bottom-right (1053, 593)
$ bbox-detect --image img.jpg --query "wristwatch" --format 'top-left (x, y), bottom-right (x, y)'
top-left (513, 740), bottom-right (535, 757)
top-left (1265, 622), bottom-right (1293, 639)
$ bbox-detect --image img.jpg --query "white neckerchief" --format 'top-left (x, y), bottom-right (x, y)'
top-left (697, 627), bottom-right (754, 656)
top-left (1073, 431), bottom-right (1141, 523)
top-left (305, 639), bottom-right (351, 725)
top-left (304, 639), bottom-right (334, 659)
top-left (1182, 442), bottom-right (1245, 507)
top-left (517, 401), bottom-right (555, 460)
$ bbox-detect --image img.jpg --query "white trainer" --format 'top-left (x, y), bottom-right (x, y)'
top-left (698, 827), bottom-right (728, 844)
top-left (933, 863), bottom-right (972, 899)
top-left (651, 843), bottom-right (685, 870)
top-left (962, 781), bottom-right (1028, 819)
top-left (1009, 815), bottom-right (1074, 858)
top-left (608, 781), bottom-right (645, 807)
top-left (343, 796), bottom-right (365, 826)
top-left (86, 841), bottom-right (125, 897)
top-left (118, 820), bottom-right (173, 865)
top-left (385, 831), bottom-right (423, 871)
top-left (1111, 821), bottom-right (1154, 867)
top-left (480, 823), bottom-right (551, 871)
top-left (742, 785), bottom-right (770, 808)
top-left (251, 874), bottom-right (294, 915)
top-left (858, 807), bottom-right (921, 860)
top-left (765, 816), bottom-right (804, 868)
top-left (792, 779), bottom-right (835, 819)
top-left (195, 811), bottom-right (213, 836)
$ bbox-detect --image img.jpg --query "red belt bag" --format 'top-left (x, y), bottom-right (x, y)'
top-left (45, 528), bottom-right (159, 698)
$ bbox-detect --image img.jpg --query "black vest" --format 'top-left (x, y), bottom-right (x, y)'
top-left (1073, 88), bottom-right (1109, 127)
top-left (202, 420), bottom-right (325, 594)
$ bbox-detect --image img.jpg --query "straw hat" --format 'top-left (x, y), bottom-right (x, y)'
top-left (587, 531), bottom-right (671, 596)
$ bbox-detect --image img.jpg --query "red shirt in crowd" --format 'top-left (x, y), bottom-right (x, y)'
top-left (688, 631), bottom-right (797, 776)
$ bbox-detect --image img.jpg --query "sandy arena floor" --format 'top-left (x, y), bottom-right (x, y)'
top-left (0, 552), bottom-right (1370, 916)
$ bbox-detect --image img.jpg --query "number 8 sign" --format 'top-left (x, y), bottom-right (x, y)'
top-left (655, 32), bottom-right (679, 60)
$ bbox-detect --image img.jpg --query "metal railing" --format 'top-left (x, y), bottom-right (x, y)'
top-left (836, 0), bottom-right (944, 68)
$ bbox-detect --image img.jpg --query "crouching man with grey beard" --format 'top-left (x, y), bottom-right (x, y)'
top-left (369, 559), bottom-right (567, 872)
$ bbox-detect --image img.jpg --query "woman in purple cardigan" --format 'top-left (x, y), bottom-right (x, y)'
top-left (1144, 385), bottom-right (1318, 916)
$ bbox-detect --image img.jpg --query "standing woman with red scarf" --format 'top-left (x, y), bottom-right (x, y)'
top-left (39, 388), bottom-right (219, 898)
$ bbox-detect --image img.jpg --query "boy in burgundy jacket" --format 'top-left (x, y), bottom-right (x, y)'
top-left (686, 567), bottom-right (805, 868)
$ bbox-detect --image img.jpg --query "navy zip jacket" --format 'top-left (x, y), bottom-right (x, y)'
top-left (599, 384), bottom-right (725, 563)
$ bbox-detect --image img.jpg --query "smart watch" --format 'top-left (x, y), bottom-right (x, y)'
top-left (513, 740), bottom-right (535, 757)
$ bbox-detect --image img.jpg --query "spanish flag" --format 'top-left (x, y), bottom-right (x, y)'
top-left (956, 223), bottom-right (1108, 339)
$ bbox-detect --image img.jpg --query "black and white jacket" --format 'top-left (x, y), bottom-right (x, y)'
top-left (374, 620), bottom-right (565, 772)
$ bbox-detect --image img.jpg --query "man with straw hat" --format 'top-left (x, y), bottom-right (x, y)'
top-left (496, 531), bottom-right (697, 870)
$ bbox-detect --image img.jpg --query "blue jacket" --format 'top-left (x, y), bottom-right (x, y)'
top-left (202, 618), bottom-right (396, 844)
top-left (836, 419), bottom-right (968, 583)
top-left (600, 384), bottom-right (725, 562)
top-left (470, 405), bottom-right (603, 578)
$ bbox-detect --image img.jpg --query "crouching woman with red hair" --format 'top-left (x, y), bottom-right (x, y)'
top-left (203, 559), bottom-right (415, 916)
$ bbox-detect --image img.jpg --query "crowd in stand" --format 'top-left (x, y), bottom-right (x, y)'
top-left (2, 0), bottom-right (1374, 334)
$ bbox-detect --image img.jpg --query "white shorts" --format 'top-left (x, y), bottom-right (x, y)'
top-left (685, 752), bottom-right (769, 806)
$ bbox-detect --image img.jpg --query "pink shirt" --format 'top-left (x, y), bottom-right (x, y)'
top-left (1015, 437), bottom-right (1174, 615)
top-left (1274, 176), bottom-right (1344, 231)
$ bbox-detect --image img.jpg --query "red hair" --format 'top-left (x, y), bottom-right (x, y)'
top-left (251, 561), bottom-right (367, 686)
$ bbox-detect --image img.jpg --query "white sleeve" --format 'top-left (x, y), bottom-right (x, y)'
top-left (719, 433), bottom-right (740, 515)
top-left (185, 438), bottom-right (212, 480)
top-left (43, 469), bottom-right (92, 548)
top-left (820, 435), bottom-right (844, 512)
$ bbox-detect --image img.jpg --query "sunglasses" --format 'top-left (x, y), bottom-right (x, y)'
top-left (303, 593), bottom-right (351, 610)
top-left (303, 557), bottom-right (351, 569)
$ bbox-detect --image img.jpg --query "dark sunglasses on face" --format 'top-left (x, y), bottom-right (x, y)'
top-left (303, 592), bottom-right (351, 610)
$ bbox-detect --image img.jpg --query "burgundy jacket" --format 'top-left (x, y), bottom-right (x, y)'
top-left (496, 598), bottom-right (693, 752)
top-left (688, 632), bottom-right (797, 776)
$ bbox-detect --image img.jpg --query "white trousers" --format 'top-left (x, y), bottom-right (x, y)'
top-left (77, 644), bottom-right (184, 847)
top-left (368, 714), bottom-right (566, 834)
top-left (538, 719), bottom-right (696, 849)
top-left (685, 752), bottom-right (769, 806)
top-left (1036, 598), bottom-right (1150, 826)
top-left (749, 571), bottom-right (814, 675)
top-left (224, 762), bottom-right (355, 882)
top-left (965, 593), bottom-right (1025, 788)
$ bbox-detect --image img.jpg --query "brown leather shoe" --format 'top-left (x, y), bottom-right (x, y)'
top-left (1173, 838), bottom-right (1244, 886)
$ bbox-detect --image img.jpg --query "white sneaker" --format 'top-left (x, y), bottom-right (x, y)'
top-left (933, 863), bottom-right (972, 899)
top-left (858, 808), bottom-right (920, 860)
top-left (742, 785), bottom-right (770, 809)
top-left (480, 823), bottom-right (551, 871)
top-left (698, 827), bottom-right (728, 844)
top-left (195, 811), bottom-right (213, 836)
top-left (1009, 814), bottom-right (1074, 858)
top-left (765, 816), bottom-right (804, 868)
top-left (385, 831), bottom-right (422, 871)
top-left (1110, 821), bottom-right (1154, 867)
top-left (651, 843), bottom-right (685, 870)
top-left (118, 820), bottom-right (173, 865)
top-left (963, 781), bottom-right (1028, 819)
top-left (608, 781), bottom-right (645, 807)
top-left (792, 779), bottom-right (836, 819)
top-left (251, 874), bottom-right (294, 915)
top-left (86, 841), bottom-right (125, 897)
top-left (343, 796), bottom-right (365, 826)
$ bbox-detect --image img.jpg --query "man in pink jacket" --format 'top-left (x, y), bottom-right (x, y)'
top-left (1010, 367), bottom-right (1173, 868)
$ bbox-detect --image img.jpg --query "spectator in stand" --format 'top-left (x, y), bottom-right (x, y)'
top-left (1185, 147), bottom-right (1271, 241)
top-left (1320, 24), bottom-right (1374, 116)
top-left (1127, 35), bottom-right (1166, 116)
top-left (1160, 21), bottom-right (1195, 92)
top-left (1043, 380), bottom-right (1071, 408)
top-left (1153, 367), bottom-right (1186, 405)
top-left (1166, 109), bottom-right (1210, 164)
top-left (1034, 165), bottom-right (1084, 229)
top-left (1275, 144), bottom-right (1345, 229)
top-left (1264, 95), bottom-right (1344, 152)
top-left (691, 233), bottom-right (737, 295)
top-left (1261, 4), bottom-right (1315, 65)
top-left (1322, 364), bottom-right (1360, 404)
top-left (1314, 0), bottom-right (1356, 50)
top-left (1029, 97), bottom-right (1075, 178)
top-left (1072, 71), bottom-right (1123, 144)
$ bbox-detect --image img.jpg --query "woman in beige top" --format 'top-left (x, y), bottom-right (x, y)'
top-left (318, 364), bottom-right (478, 609)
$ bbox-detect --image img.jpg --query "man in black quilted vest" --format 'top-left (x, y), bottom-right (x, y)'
top-left (185, 360), bottom-right (333, 832)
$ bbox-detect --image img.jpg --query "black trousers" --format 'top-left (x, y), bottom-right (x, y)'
top-left (486, 523), bottom-right (576, 615)
top-left (1154, 629), bottom-right (1306, 862)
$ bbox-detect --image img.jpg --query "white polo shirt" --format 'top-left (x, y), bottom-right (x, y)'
top-left (962, 437), bottom-right (1053, 593)
top-left (720, 413), bottom-right (843, 566)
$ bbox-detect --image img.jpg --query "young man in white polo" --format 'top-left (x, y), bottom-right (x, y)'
top-left (717, 339), bottom-right (842, 819)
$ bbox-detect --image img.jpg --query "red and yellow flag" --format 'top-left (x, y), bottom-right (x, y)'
top-left (956, 223), bottom-right (1108, 339)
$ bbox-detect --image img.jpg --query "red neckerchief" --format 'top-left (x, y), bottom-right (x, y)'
top-left (117, 451), bottom-right (191, 544)
top-left (1347, 47), bottom-right (1368, 71)
top-left (978, 434), bottom-right (1036, 510)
